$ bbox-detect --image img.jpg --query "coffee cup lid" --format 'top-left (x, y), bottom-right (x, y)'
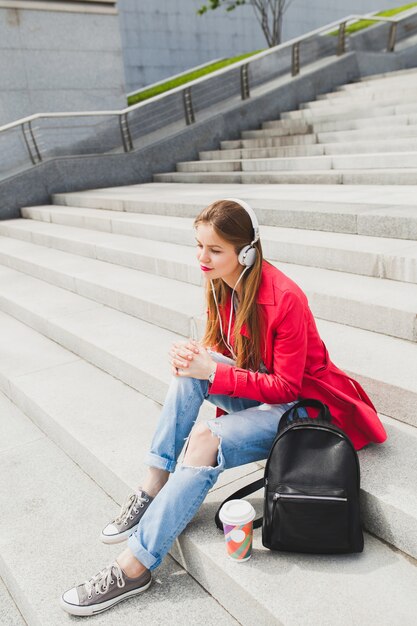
top-left (219, 499), bottom-right (256, 525)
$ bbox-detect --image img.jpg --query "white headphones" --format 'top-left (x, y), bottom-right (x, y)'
top-left (225, 198), bottom-right (260, 267)
top-left (209, 198), bottom-right (260, 358)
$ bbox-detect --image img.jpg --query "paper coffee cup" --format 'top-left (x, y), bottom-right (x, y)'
top-left (219, 499), bottom-right (256, 562)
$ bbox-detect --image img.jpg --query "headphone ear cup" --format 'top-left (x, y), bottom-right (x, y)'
top-left (238, 245), bottom-right (257, 267)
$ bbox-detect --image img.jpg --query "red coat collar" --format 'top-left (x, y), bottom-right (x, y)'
top-left (256, 260), bottom-right (276, 305)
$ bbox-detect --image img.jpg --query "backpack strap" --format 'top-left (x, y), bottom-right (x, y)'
top-left (215, 478), bottom-right (264, 530)
top-left (278, 399), bottom-right (331, 433)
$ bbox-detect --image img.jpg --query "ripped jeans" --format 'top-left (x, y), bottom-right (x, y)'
top-left (127, 351), bottom-right (300, 570)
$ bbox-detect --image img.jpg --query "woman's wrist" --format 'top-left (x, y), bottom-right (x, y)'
top-left (207, 363), bottom-right (217, 384)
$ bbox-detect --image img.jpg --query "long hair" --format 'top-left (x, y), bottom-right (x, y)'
top-left (194, 199), bottom-right (264, 371)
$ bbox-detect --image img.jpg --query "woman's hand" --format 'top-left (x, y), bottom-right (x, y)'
top-left (168, 339), bottom-right (216, 379)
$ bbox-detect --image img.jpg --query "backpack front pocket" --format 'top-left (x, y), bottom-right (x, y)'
top-left (268, 485), bottom-right (350, 553)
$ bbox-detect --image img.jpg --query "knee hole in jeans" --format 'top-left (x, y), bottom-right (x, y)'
top-left (182, 423), bottom-right (220, 468)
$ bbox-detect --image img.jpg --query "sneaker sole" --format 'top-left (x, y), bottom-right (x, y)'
top-left (60, 577), bottom-right (152, 616)
top-left (100, 521), bottom-right (139, 544)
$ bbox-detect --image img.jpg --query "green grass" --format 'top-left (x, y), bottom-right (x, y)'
top-left (328, 2), bottom-right (417, 36)
top-left (127, 49), bottom-right (264, 106)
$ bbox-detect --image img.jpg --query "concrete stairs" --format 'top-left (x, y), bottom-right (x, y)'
top-left (1, 66), bottom-right (417, 624)
top-left (154, 67), bottom-right (417, 186)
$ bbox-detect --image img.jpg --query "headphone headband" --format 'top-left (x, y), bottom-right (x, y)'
top-left (224, 198), bottom-right (260, 246)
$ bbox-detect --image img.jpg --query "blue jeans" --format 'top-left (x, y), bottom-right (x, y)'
top-left (127, 352), bottom-right (301, 570)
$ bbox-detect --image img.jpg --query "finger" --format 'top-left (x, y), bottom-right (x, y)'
top-left (170, 348), bottom-right (194, 361)
top-left (176, 348), bottom-right (194, 359)
top-left (168, 356), bottom-right (188, 368)
top-left (172, 357), bottom-right (188, 368)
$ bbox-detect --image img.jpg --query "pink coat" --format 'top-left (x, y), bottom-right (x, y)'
top-left (209, 260), bottom-right (387, 450)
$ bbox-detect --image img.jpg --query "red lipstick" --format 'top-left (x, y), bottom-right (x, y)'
top-left (200, 265), bottom-right (212, 272)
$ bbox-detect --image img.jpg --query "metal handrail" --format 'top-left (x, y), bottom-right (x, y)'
top-left (2, 10), bottom-right (415, 135)
top-left (1, 8), bottom-right (416, 173)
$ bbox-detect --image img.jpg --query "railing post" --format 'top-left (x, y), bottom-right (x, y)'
top-left (292, 42), bottom-right (300, 76)
top-left (21, 122), bottom-right (42, 165)
top-left (183, 88), bottom-right (195, 125)
top-left (119, 113), bottom-right (133, 152)
top-left (387, 22), bottom-right (397, 52)
top-left (337, 21), bottom-right (346, 55)
top-left (240, 63), bottom-right (250, 100)
top-left (28, 121), bottom-right (42, 162)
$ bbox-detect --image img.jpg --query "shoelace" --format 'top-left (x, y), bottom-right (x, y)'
top-left (84, 562), bottom-right (125, 598)
top-left (114, 492), bottom-right (149, 525)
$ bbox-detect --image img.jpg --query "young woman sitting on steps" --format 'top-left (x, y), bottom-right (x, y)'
top-left (61, 198), bottom-right (387, 616)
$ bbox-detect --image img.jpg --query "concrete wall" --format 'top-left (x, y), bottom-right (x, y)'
top-left (119, 0), bottom-right (411, 94)
top-left (0, 1), bottom-right (127, 126)
top-left (118, 0), bottom-right (266, 93)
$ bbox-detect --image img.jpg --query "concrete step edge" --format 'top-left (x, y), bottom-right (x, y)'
top-left (175, 153), bottom-right (417, 173)
top-left (0, 389), bottom-right (240, 626)
top-left (152, 169), bottom-right (417, 185)
top-left (1, 234), bottom-right (417, 342)
top-left (4, 215), bottom-right (417, 285)
top-left (0, 262), bottom-right (416, 429)
top-left (22, 201), bottom-right (417, 242)
top-left (263, 112), bottom-right (415, 132)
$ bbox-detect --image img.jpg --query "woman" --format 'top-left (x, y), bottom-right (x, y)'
top-left (61, 198), bottom-right (387, 616)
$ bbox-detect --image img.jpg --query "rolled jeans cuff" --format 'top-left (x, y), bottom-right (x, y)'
top-left (144, 451), bottom-right (176, 473)
top-left (128, 534), bottom-right (159, 571)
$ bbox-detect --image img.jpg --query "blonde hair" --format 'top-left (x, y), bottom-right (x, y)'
top-left (194, 199), bottom-right (264, 371)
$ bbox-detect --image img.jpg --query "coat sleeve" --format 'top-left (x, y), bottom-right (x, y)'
top-left (208, 290), bottom-right (308, 404)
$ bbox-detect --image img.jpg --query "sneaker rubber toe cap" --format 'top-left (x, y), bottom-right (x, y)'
top-left (62, 588), bottom-right (79, 606)
top-left (102, 523), bottom-right (118, 537)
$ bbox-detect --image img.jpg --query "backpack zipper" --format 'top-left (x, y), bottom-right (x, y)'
top-left (273, 493), bottom-right (347, 502)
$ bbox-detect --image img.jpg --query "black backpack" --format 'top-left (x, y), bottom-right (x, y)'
top-left (215, 399), bottom-right (364, 554)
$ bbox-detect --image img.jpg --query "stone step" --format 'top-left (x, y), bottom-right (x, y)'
top-left (0, 390), bottom-right (239, 626)
top-left (8, 211), bottom-right (417, 284)
top-left (0, 264), bottom-right (183, 405)
top-left (339, 71), bottom-right (417, 92)
top-left (0, 261), bottom-right (415, 426)
top-left (0, 219), bottom-right (202, 285)
top-left (207, 138), bottom-right (417, 159)
top-left (200, 144), bottom-right (325, 160)
top-left (0, 235), bottom-right (204, 337)
top-left (321, 80), bottom-right (417, 98)
top-left (154, 171), bottom-right (343, 184)
top-left (220, 134), bottom-right (318, 149)
top-left (263, 112), bottom-right (417, 134)
top-left (0, 232), bottom-right (416, 345)
top-left (302, 88), bottom-right (417, 110)
top-left (246, 123), bottom-right (417, 143)
top-left (176, 153), bottom-right (417, 173)
top-left (321, 138), bottom-right (417, 155)
top-left (153, 169), bottom-right (417, 185)
top-left (24, 200), bottom-right (417, 241)
top-left (351, 66), bottom-right (417, 85)
top-left (220, 129), bottom-right (417, 150)
top-left (242, 119), bottom-right (312, 137)
top-left (177, 156), bottom-right (332, 172)
top-left (282, 101), bottom-right (417, 121)
top-left (316, 124), bottom-right (417, 144)
top-left (0, 576), bottom-right (25, 626)
top-left (0, 310), bottom-right (417, 590)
